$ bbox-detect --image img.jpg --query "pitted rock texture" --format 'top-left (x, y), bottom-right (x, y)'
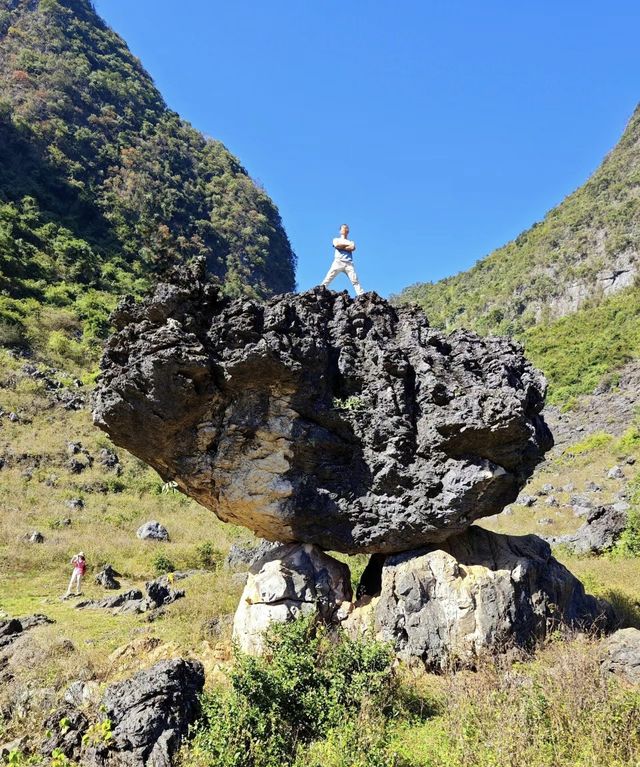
top-left (345, 527), bottom-right (611, 670)
top-left (82, 659), bottom-right (204, 767)
top-left (233, 543), bottom-right (352, 655)
top-left (93, 260), bottom-right (552, 554)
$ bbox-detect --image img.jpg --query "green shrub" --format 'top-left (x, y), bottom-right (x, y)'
top-left (152, 552), bottom-right (175, 575)
top-left (562, 432), bottom-right (613, 457)
top-left (189, 616), bottom-right (396, 767)
top-left (0, 319), bottom-right (26, 347)
top-left (195, 541), bottom-right (222, 570)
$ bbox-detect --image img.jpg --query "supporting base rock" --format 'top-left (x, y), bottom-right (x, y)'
top-left (233, 544), bottom-right (352, 654)
top-left (345, 527), bottom-right (612, 669)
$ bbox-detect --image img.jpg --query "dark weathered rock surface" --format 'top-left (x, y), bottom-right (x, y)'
top-left (82, 658), bottom-right (204, 767)
top-left (95, 565), bottom-right (121, 590)
top-left (345, 527), bottom-right (611, 669)
top-left (224, 539), bottom-right (282, 570)
top-left (94, 260), bottom-right (552, 554)
top-left (601, 628), bottom-right (640, 684)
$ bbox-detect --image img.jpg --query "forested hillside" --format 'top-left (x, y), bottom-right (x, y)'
top-left (396, 104), bottom-right (640, 338)
top-left (0, 0), bottom-right (296, 369)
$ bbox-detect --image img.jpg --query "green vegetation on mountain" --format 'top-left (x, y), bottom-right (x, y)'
top-left (523, 284), bottom-right (640, 406)
top-left (396, 104), bottom-right (640, 338)
top-left (0, 0), bottom-right (295, 369)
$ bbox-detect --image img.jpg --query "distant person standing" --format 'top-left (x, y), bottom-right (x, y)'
top-left (321, 224), bottom-right (364, 296)
top-left (63, 551), bottom-right (86, 599)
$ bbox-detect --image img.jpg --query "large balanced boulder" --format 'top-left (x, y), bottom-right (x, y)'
top-left (345, 526), bottom-right (611, 669)
top-left (94, 260), bottom-right (552, 555)
top-left (233, 543), bottom-right (352, 654)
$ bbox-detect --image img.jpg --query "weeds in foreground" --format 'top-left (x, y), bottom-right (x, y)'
top-left (186, 616), bottom-right (407, 767)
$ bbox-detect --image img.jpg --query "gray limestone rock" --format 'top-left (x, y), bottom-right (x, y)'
top-left (82, 659), bottom-right (204, 767)
top-left (233, 543), bottom-right (352, 654)
top-left (607, 465), bottom-right (625, 480)
top-left (547, 504), bottom-right (628, 555)
top-left (349, 526), bottom-right (610, 670)
top-left (601, 628), bottom-right (640, 684)
top-left (136, 521), bottom-right (169, 541)
top-left (93, 260), bottom-right (552, 555)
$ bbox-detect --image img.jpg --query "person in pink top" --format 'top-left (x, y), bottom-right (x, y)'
top-left (63, 551), bottom-right (86, 599)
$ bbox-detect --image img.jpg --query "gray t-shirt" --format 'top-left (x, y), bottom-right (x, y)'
top-left (333, 236), bottom-right (355, 263)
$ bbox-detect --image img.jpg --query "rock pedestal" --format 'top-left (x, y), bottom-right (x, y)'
top-left (347, 527), bottom-right (611, 669)
top-left (93, 260), bottom-right (552, 554)
top-left (232, 544), bottom-right (352, 654)
top-left (231, 531), bottom-right (611, 667)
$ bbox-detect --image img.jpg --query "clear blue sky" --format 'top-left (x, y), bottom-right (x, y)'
top-left (94, 0), bottom-right (640, 297)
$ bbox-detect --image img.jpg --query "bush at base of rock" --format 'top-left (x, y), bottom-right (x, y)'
top-left (191, 616), bottom-right (397, 767)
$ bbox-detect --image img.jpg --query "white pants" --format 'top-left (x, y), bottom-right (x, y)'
top-left (321, 259), bottom-right (364, 296)
top-left (65, 570), bottom-right (82, 595)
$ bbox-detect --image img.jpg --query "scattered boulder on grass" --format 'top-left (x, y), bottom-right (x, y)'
top-left (601, 628), bottom-right (640, 684)
top-left (607, 465), bottom-right (625, 480)
top-left (546, 504), bottom-right (629, 555)
top-left (0, 614), bottom-right (54, 651)
top-left (23, 530), bottom-right (44, 543)
top-left (518, 495), bottom-right (537, 507)
top-left (82, 659), bottom-right (204, 767)
top-left (75, 590), bottom-right (144, 611)
top-left (75, 573), bottom-right (194, 614)
top-left (98, 448), bottom-right (121, 474)
top-left (65, 498), bottom-right (85, 510)
top-left (345, 527), bottom-right (612, 670)
top-left (136, 521), bottom-right (169, 541)
top-left (145, 575), bottom-right (185, 608)
top-left (94, 565), bottom-right (121, 590)
top-left (233, 543), bottom-right (352, 655)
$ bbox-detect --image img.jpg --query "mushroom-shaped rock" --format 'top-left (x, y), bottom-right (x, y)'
top-left (93, 260), bottom-right (552, 554)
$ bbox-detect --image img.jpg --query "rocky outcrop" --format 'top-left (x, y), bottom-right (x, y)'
top-left (545, 504), bottom-right (628, 554)
top-left (233, 544), bottom-right (352, 654)
top-left (601, 628), bottom-right (640, 684)
top-left (344, 527), bottom-right (611, 669)
top-left (93, 260), bottom-right (552, 554)
top-left (95, 565), bottom-right (121, 590)
top-left (82, 659), bottom-right (204, 767)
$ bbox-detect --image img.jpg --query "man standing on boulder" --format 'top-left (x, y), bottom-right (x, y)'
top-left (321, 224), bottom-right (364, 296)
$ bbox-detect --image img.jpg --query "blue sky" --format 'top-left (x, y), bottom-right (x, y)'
top-left (94, 0), bottom-right (640, 297)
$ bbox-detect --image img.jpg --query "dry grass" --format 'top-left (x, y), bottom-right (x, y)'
top-left (392, 636), bottom-right (640, 767)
